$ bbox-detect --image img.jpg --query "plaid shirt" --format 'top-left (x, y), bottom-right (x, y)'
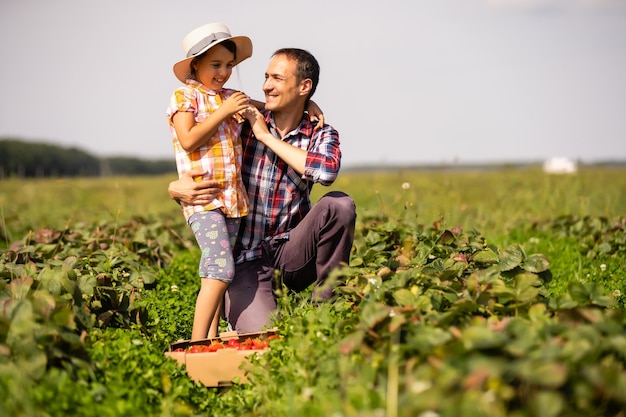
top-left (234, 110), bottom-right (342, 263)
top-left (166, 80), bottom-right (249, 222)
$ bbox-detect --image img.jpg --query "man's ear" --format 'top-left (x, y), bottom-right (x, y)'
top-left (299, 78), bottom-right (312, 97)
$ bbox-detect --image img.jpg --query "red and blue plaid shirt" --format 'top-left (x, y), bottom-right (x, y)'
top-left (234, 110), bottom-right (342, 263)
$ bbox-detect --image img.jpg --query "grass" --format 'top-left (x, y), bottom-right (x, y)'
top-left (3, 166), bottom-right (624, 304)
top-left (1, 165), bottom-right (625, 416)
top-left (313, 166), bottom-right (626, 239)
top-left (1, 167), bottom-right (625, 305)
top-left (2, 166), bottom-right (625, 248)
top-left (0, 175), bottom-right (182, 247)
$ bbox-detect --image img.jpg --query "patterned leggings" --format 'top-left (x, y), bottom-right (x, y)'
top-left (189, 210), bottom-right (240, 283)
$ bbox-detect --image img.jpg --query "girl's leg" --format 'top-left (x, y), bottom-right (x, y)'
top-left (189, 211), bottom-right (239, 340)
top-left (192, 279), bottom-right (228, 340)
top-left (208, 296), bottom-right (223, 337)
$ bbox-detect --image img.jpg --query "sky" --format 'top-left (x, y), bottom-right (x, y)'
top-left (1, 0), bottom-right (625, 168)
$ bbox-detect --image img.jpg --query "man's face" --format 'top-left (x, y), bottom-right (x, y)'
top-left (262, 54), bottom-right (303, 112)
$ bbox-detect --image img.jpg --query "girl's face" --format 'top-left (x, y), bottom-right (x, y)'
top-left (194, 44), bottom-right (235, 90)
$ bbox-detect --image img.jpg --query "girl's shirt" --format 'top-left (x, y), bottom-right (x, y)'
top-left (167, 80), bottom-right (249, 222)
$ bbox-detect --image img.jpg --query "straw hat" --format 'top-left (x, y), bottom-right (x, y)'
top-left (173, 22), bottom-right (253, 83)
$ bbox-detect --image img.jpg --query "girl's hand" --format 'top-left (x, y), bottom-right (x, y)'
top-left (221, 92), bottom-right (250, 117)
top-left (306, 100), bottom-right (324, 129)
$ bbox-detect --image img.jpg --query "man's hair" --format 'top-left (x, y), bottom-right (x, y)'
top-left (272, 48), bottom-right (320, 102)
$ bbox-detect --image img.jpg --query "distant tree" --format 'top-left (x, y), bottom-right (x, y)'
top-left (104, 157), bottom-right (176, 175)
top-left (0, 138), bottom-right (176, 178)
top-left (0, 139), bottom-right (100, 177)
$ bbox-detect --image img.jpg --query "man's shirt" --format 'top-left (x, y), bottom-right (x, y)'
top-left (234, 111), bottom-right (341, 263)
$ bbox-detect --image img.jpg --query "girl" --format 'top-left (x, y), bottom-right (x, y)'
top-left (167, 22), bottom-right (256, 340)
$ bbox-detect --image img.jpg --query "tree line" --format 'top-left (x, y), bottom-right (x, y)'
top-left (0, 139), bottom-right (176, 178)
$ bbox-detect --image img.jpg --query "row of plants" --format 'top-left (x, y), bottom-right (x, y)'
top-left (1, 208), bottom-right (625, 416)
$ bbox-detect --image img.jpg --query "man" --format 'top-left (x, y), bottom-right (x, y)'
top-left (168, 48), bottom-right (356, 333)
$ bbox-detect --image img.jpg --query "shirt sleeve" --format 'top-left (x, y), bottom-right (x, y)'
top-left (166, 86), bottom-right (197, 121)
top-left (303, 125), bottom-right (342, 186)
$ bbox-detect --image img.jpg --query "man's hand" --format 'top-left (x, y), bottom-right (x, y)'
top-left (240, 106), bottom-right (271, 138)
top-left (168, 169), bottom-right (220, 206)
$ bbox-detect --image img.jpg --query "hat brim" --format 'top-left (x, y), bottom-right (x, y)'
top-left (173, 36), bottom-right (253, 83)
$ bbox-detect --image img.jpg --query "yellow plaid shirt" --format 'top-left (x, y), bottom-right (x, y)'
top-left (167, 80), bottom-right (249, 222)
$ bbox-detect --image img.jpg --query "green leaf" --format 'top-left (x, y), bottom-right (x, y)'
top-left (527, 303), bottom-right (549, 323)
top-left (406, 326), bottom-right (452, 352)
top-left (473, 249), bottom-right (499, 265)
top-left (489, 280), bottom-right (515, 300)
top-left (77, 274), bottom-right (97, 296)
top-left (131, 266), bottom-right (157, 286)
top-left (460, 324), bottom-right (506, 350)
top-left (608, 335), bottom-right (626, 357)
top-left (586, 283), bottom-right (615, 307)
top-left (14, 347), bottom-right (48, 380)
top-left (504, 318), bottom-right (538, 357)
top-left (512, 359), bottom-right (568, 388)
top-left (567, 281), bottom-right (614, 307)
top-left (360, 302), bottom-right (391, 329)
top-left (529, 390), bottom-right (565, 417)
top-left (8, 277), bottom-right (33, 300)
top-left (521, 253), bottom-right (550, 273)
top-left (512, 273), bottom-right (542, 304)
top-left (37, 266), bottom-right (64, 295)
top-left (393, 288), bottom-right (416, 307)
top-left (471, 265), bottom-right (503, 284)
top-left (499, 244), bottom-right (525, 271)
top-left (436, 230), bottom-right (455, 245)
top-left (568, 281), bottom-right (590, 304)
top-left (31, 290), bottom-right (56, 318)
top-left (597, 242), bottom-right (612, 255)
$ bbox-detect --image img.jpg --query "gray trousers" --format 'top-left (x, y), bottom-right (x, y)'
top-left (224, 191), bottom-right (356, 333)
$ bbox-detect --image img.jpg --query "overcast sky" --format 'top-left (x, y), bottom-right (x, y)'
top-left (1, 0), bottom-right (625, 167)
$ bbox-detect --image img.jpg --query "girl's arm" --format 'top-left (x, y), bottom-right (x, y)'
top-left (174, 92), bottom-right (250, 152)
top-left (248, 99), bottom-right (325, 129)
top-left (306, 100), bottom-right (325, 129)
top-left (249, 98), bottom-right (265, 110)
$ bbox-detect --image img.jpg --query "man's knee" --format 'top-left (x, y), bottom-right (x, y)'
top-left (320, 191), bottom-right (356, 224)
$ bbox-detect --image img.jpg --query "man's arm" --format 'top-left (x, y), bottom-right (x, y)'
top-left (242, 107), bottom-right (308, 175)
top-left (168, 169), bottom-right (221, 206)
top-left (301, 126), bottom-right (341, 185)
top-left (242, 107), bottom-right (341, 183)
top-left (257, 135), bottom-right (308, 175)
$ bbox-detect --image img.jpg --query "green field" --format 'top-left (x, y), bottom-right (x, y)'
top-left (2, 166), bottom-right (624, 245)
top-left (1, 166), bottom-right (626, 416)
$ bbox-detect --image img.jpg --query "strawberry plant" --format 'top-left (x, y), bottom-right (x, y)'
top-left (1, 168), bottom-right (625, 416)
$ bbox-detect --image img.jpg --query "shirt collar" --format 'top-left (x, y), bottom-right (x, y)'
top-left (264, 111), bottom-right (315, 138)
top-left (185, 79), bottom-right (220, 95)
